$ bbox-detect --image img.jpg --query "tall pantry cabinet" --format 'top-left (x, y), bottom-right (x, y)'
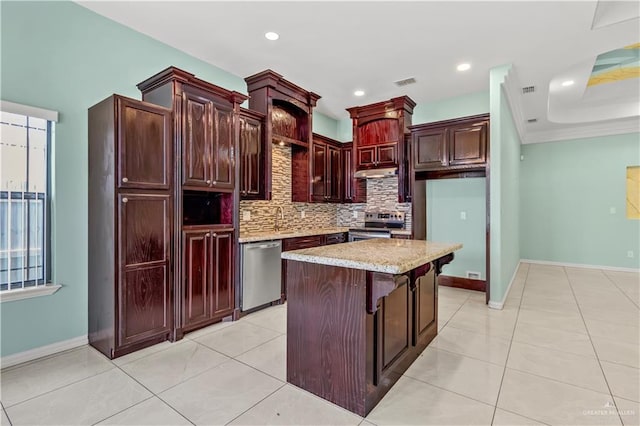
top-left (137, 67), bottom-right (247, 339)
top-left (89, 68), bottom-right (248, 359)
top-left (88, 95), bottom-right (174, 359)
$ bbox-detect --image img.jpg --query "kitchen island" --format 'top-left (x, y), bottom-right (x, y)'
top-left (281, 239), bottom-right (462, 416)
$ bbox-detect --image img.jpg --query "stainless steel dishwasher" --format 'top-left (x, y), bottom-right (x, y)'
top-left (241, 240), bottom-right (282, 311)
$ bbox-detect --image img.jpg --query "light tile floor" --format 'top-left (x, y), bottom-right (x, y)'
top-left (1, 263), bottom-right (638, 425)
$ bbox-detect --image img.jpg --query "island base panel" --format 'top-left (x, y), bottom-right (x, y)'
top-left (285, 259), bottom-right (439, 416)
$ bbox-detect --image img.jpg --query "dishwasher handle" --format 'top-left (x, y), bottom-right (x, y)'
top-left (246, 241), bottom-right (282, 250)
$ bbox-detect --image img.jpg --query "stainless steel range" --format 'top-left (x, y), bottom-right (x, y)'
top-left (348, 211), bottom-right (406, 241)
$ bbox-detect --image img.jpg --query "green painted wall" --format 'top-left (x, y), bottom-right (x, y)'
top-left (413, 91), bottom-right (490, 125)
top-left (0, 1), bottom-right (340, 357)
top-left (427, 179), bottom-right (487, 279)
top-left (313, 112), bottom-right (340, 140)
top-left (488, 65), bottom-right (521, 304)
top-left (520, 133), bottom-right (640, 269)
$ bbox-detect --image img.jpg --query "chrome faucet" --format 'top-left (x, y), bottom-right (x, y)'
top-left (274, 206), bottom-right (285, 231)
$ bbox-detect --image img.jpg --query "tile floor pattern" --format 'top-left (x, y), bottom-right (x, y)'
top-left (1, 263), bottom-right (639, 425)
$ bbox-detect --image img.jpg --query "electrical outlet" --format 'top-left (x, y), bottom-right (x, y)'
top-left (628, 251), bottom-right (634, 258)
top-left (301, 210), bottom-right (306, 219)
top-left (610, 207), bottom-right (617, 214)
top-left (352, 210), bottom-right (358, 218)
top-left (242, 210), bottom-right (250, 221)
top-left (460, 211), bottom-right (467, 220)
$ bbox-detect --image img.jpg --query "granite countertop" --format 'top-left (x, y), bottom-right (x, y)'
top-left (281, 239), bottom-right (462, 274)
top-left (239, 227), bottom-right (350, 243)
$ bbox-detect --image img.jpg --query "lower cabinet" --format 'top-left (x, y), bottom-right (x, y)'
top-left (182, 227), bottom-right (235, 332)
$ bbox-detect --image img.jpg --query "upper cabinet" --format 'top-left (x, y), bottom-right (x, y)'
top-left (410, 114), bottom-right (489, 174)
top-left (245, 69), bottom-right (321, 202)
top-left (347, 96), bottom-right (416, 203)
top-left (239, 108), bottom-right (266, 199)
top-left (310, 133), bottom-right (342, 203)
top-left (137, 67), bottom-right (247, 192)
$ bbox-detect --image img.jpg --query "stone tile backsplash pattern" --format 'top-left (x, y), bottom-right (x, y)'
top-left (239, 143), bottom-right (412, 233)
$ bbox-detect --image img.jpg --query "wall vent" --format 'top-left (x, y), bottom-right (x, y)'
top-left (394, 77), bottom-right (417, 87)
top-left (527, 118), bottom-right (538, 123)
top-left (466, 271), bottom-right (481, 280)
top-left (522, 86), bottom-right (536, 94)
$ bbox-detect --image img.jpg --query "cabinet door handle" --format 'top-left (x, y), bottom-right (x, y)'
top-left (206, 180), bottom-right (211, 184)
top-left (122, 197), bottom-right (128, 203)
top-left (212, 181), bottom-right (217, 185)
top-left (212, 233), bottom-right (217, 237)
top-left (205, 233), bottom-right (211, 238)
top-left (122, 177), bottom-right (128, 183)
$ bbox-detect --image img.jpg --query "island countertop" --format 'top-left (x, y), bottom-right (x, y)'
top-left (281, 239), bottom-right (462, 274)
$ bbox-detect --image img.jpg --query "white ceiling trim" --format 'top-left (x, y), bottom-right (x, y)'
top-left (524, 116), bottom-right (640, 144)
top-left (501, 67), bottom-right (526, 144)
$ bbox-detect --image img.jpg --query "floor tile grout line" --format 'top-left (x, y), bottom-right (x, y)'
top-left (600, 269), bottom-right (640, 310)
top-left (491, 263), bottom-right (529, 426)
top-left (436, 292), bottom-right (471, 330)
top-left (422, 346), bottom-right (507, 368)
top-left (111, 361), bottom-right (197, 426)
top-left (223, 382), bottom-right (287, 426)
top-left (89, 394), bottom-right (157, 426)
top-left (495, 407), bottom-right (554, 426)
top-left (400, 371), bottom-right (498, 409)
top-left (1, 362), bottom-right (117, 409)
top-left (563, 267), bottom-right (626, 426)
top-left (194, 330), bottom-right (284, 359)
top-left (0, 401), bottom-right (12, 426)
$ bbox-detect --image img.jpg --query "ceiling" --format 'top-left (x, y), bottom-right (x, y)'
top-left (78, 1), bottom-right (639, 141)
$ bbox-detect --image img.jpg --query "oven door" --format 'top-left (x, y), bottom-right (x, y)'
top-left (348, 230), bottom-right (392, 242)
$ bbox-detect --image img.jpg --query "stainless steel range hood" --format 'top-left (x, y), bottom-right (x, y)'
top-left (354, 167), bottom-right (398, 179)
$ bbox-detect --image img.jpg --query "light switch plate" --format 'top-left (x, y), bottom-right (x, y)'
top-left (301, 210), bottom-right (306, 219)
top-left (460, 211), bottom-right (467, 220)
top-left (610, 207), bottom-right (616, 214)
top-left (242, 210), bottom-right (250, 221)
top-left (353, 210), bottom-right (358, 218)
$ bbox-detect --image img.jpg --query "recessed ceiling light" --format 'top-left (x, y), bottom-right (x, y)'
top-left (457, 63), bottom-right (471, 72)
top-left (561, 80), bottom-right (575, 87)
top-left (354, 90), bottom-right (365, 97)
top-left (265, 32), bottom-right (279, 41)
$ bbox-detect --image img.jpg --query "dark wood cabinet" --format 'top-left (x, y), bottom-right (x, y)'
top-left (411, 114), bottom-right (489, 172)
top-left (239, 108), bottom-right (266, 199)
top-left (182, 227), bottom-right (235, 331)
top-left (245, 70), bottom-right (321, 202)
top-left (89, 95), bottom-right (174, 359)
top-left (310, 134), bottom-right (342, 203)
top-left (181, 86), bottom-right (235, 191)
top-left (347, 96), bottom-right (415, 202)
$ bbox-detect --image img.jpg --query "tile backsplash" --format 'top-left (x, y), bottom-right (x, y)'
top-left (239, 143), bottom-right (412, 233)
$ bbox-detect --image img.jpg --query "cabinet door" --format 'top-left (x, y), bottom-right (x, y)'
top-left (239, 115), bottom-right (262, 198)
top-left (413, 129), bottom-right (447, 170)
top-left (210, 230), bottom-right (234, 318)
top-left (376, 143), bottom-right (398, 167)
top-left (117, 193), bottom-right (172, 347)
top-left (342, 146), bottom-right (353, 202)
top-left (448, 122), bottom-right (487, 166)
top-left (326, 145), bottom-right (342, 202)
top-left (211, 105), bottom-right (235, 190)
top-left (310, 142), bottom-right (327, 202)
top-left (414, 267), bottom-right (436, 341)
top-left (183, 90), bottom-right (212, 188)
top-left (381, 275), bottom-right (410, 369)
top-left (183, 229), bottom-right (211, 327)
top-left (117, 98), bottom-right (172, 190)
top-left (357, 146), bottom-right (376, 168)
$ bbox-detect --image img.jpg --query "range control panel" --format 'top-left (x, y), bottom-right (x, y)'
top-left (364, 211), bottom-right (406, 229)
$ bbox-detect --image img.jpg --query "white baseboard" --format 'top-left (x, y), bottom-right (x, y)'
top-left (488, 261), bottom-right (522, 310)
top-left (521, 259), bottom-right (640, 273)
top-left (1, 335), bottom-right (88, 369)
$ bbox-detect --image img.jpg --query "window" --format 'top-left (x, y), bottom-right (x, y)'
top-left (1, 101), bottom-right (58, 300)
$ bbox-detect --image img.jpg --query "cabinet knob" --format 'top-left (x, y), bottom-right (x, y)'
top-left (206, 180), bottom-right (211, 184)
top-left (205, 233), bottom-right (211, 238)
top-left (122, 177), bottom-right (128, 183)
top-left (212, 180), bottom-right (217, 185)
top-left (212, 233), bottom-right (217, 237)
top-left (122, 197), bottom-right (128, 203)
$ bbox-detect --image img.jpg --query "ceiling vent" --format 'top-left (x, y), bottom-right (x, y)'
top-left (394, 77), bottom-right (416, 87)
top-left (522, 86), bottom-right (536, 94)
top-left (527, 118), bottom-right (538, 123)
